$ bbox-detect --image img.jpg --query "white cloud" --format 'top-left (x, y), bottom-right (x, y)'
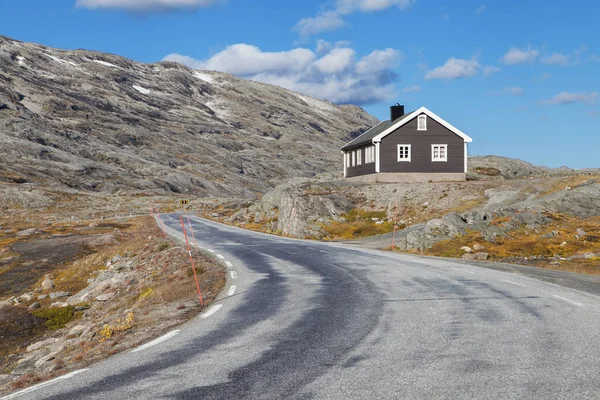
top-left (163, 44), bottom-right (402, 105)
top-left (541, 52), bottom-right (570, 66)
top-left (483, 65), bottom-right (500, 78)
top-left (75, 0), bottom-right (218, 11)
top-left (488, 87), bottom-right (524, 96)
top-left (501, 47), bottom-right (539, 65)
top-left (315, 39), bottom-right (352, 56)
top-left (425, 57), bottom-right (480, 80)
top-left (589, 54), bottom-right (600, 63)
top-left (539, 92), bottom-right (598, 105)
top-left (403, 85), bottom-right (422, 93)
top-left (295, 11), bottom-right (346, 37)
top-left (475, 5), bottom-right (486, 14)
top-left (295, 0), bottom-right (415, 36)
top-left (533, 72), bottom-right (552, 82)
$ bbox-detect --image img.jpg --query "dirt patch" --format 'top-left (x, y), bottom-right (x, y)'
top-left (1, 235), bottom-right (114, 297)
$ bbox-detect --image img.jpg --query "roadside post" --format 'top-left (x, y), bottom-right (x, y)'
top-left (180, 216), bottom-right (204, 306)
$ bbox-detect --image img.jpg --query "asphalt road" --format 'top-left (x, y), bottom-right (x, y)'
top-left (7, 214), bottom-right (600, 399)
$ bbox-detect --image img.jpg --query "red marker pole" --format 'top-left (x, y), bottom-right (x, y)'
top-left (184, 209), bottom-right (199, 249)
top-left (180, 216), bottom-right (204, 306)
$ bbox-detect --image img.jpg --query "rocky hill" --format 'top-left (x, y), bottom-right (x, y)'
top-left (0, 36), bottom-right (377, 198)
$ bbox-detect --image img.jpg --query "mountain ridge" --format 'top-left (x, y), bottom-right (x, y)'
top-left (0, 35), bottom-right (378, 198)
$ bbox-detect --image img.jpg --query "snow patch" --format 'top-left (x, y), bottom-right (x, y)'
top-left (16, 56), bottom-right (26, 67)
top-left (205, 100), bottom-right (228, 120)
top-left (193, 71), bottom-right (213, 83)
top-left (133, 85), bottom-right (151, 95)
top-left (92, 59), bottom-right (118, 68)
top-left (295, 94), bottom-right (335, 113)
top-left (44, 53), bottom-right (67, 64)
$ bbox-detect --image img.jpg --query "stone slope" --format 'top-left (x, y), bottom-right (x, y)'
top-left (0, 36), bottom-right (377, 198)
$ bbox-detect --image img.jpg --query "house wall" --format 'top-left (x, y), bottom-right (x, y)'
top-left (379, 113), bottom-right (464, 173)
top-left (345, 145), bottom-right (376, 177)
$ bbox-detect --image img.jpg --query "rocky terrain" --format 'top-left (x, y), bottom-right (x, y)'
top-left (0, 213), bottom-right (226, 395)
top-left (0, 36), bottom-right (376, 198)
top-left (214, 157), bottom-right (600, 275)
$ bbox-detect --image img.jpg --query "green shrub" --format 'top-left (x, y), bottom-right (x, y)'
top-left (32, 307), bottom-right (75, 330)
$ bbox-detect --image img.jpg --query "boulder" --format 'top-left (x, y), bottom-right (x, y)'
top-left (460, 246), bottom-right (473, 254)
top-left (473, 252), bottom-right (489, 260)
top-left (19, 293), bottom-right (34, 302)
top-left (462, 253), bottom-right (476, 260)
top-left (472, 244), bottom-right (486, 251)
top-left (576, 228), bottom-right (587, 237)
top-left (41, 277), bottom-right (55, 290)
top-left (28, 302), bottom-right (41, 309)
top-left (49, 291), bottom-right (71, 299)
top-left (540, 230), bottom-right (559, 239)
top-left (16, 228), bottom-right (42, 237)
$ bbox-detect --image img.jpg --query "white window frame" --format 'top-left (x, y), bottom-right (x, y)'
top-left (397, 144), bottom-right (411, 162)
top-left (357, 149), bottom-right (362, 166)
top-left (365, 146), bottom-right (374, 164)
top-left (351, 150), bottom-right (356, 167)
top-left (417, 115), bottom-right (427, 131)
top-left (431, 144), bottom-right (448, 162)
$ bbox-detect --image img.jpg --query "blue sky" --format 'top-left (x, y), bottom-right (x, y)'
top-left (1, 0), bottom-right (599, 168)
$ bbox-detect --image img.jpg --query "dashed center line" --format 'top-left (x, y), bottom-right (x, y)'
top-left (131, 330), bottom-right (180, 353)
top-left (230, 271), bottom-right (238, 280)
top-left (225, 261), bottom-right (233, 268)
top-left (501, 279), bottom-right (527, 287)
top-left (1, 368), bottom-right (89, 399)
top-left (228, 285), bottom-right (237, 296)
top-left (201, 304), bottom-right (222, 319)
top-left (216, 254), bottom-right (225, 259)
top-left (552, 295), bottom-right (583, 307)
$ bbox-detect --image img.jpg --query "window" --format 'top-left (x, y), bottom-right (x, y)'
top-left (345, 152), bottom-right (350, 168)
top-left (352, 151), bottom-right (356, 167)
top-left (365, 145), bottom-right (375, 164)
top-left (432, 144), bottom-right (447, 162)
top-left (357, 149), bottom-right (362, 165)
top-left (397, 145), bottom-right (411, 162)
top-left (417, 115), bottom-right (427, 131)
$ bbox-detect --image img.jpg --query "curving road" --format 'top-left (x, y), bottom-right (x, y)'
top-left (6, 214), bottom-right (600, 399)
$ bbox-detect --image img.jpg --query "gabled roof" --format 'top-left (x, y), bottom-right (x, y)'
top-left (340, 112), bottom-right (413, 151)
top-left (340, 106), bottom-right (472, 151)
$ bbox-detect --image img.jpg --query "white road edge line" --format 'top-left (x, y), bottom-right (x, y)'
top-left (201, 304), bottom-right (222, 319)
top-left (230, 271), bottom-right (238, 280)
top-left (501, 279), bottom-right (527, 287)
top-left (228, 285), bottom-right (237, 296)
top-left (450, 267), bottom-right (475, 275)
top-left (1, 368), bottom-right (89, 399)
top-left (131, 330), bottom-right (180, 353)
top-left (216, 254), bottom-right (225, 259)
top-left (225, 261), bottom-right (233, 268)
top-left (552, 295), bottom-right (583, 307)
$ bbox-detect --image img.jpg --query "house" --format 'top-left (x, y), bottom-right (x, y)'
top-left (341, 104), bottom-right (473, 182)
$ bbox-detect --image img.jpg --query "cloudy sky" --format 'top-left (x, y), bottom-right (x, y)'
top-left (1, 0), bottom-right (599, 168)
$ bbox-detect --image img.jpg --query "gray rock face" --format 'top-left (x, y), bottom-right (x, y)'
top-left (468, 156), bottom-right (600, 180)
top-left (0, 36), bottom-right (378, 198)
top-left (49, 291), bottom-right (71, 299)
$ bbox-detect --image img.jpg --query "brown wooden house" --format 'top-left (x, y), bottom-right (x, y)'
top-left (341, 105), bottom-right (473, 182)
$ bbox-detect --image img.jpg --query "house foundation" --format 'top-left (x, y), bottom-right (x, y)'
top-left (345, 172), bottom-right (466, 183)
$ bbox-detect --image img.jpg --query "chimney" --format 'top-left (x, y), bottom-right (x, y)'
top-left (390, 103), bottom-right (405, 121)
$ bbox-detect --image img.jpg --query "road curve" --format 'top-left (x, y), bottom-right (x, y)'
top-left (7, 213), bottom-right (600, 399)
